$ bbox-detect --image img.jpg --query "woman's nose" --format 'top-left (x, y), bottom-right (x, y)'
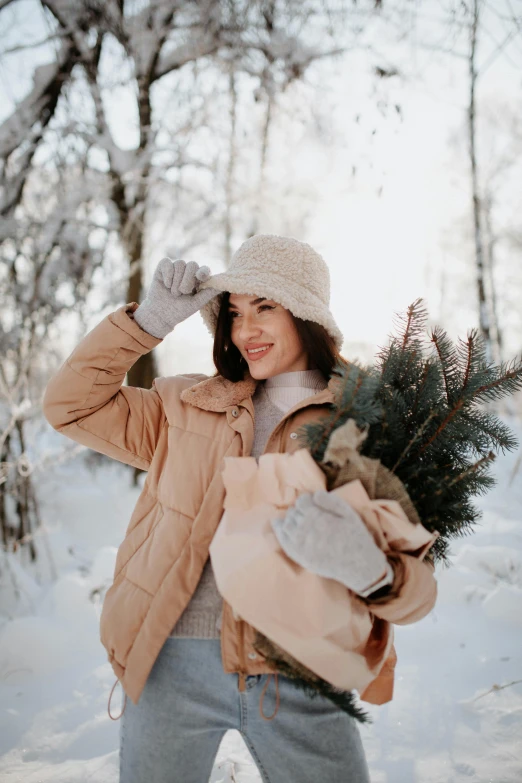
top-left (238, 315), bottom-right (262, 340)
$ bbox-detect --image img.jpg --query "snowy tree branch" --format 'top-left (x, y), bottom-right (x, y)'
top-left (0, 48), bottom-right (73, 161)
top-left (153, 33), bottom-right (222, 80)
top-left (0, 45), bottom-right (76, 216)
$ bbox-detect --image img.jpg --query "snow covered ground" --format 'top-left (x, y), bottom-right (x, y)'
top-left (1, 422), bottom-right (521, 783)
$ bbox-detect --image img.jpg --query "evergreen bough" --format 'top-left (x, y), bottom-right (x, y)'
top-left (298, 299), bottom-right (522, 564)
top-left (255, 300), bottom-right (522, 725)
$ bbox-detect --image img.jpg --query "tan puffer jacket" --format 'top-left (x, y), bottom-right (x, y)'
top-left (42, 303), bottom-right (437, 706)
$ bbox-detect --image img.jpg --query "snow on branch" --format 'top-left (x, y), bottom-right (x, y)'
top-left (42, 0), bottom-right (126, 52)
top-left (153, 33), bottom-right (221, 80)
top-left (0, 52), bottom-right (72, 161)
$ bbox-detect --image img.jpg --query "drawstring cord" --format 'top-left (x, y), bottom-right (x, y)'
top-left (107, 676), bottom-right (127, 721)
top-left (259, 673), bottom-right (280, 721)
top-left (107, 671), bottom-right (279, 722)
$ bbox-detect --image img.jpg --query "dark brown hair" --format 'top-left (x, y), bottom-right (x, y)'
top-left (212, 291), bottom-right (348, 382)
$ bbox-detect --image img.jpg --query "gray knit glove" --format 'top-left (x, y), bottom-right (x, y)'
top-left (133, 258), bottom-right (220, 339)
top-left (271, 490), bottom-right (394, 597)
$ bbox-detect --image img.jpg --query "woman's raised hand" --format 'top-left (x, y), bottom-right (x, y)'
top-left (133, 258), bottom-right (219, 338)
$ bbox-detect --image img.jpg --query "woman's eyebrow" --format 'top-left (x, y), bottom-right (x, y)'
top-left (228, 297), bottom-right (268, 310)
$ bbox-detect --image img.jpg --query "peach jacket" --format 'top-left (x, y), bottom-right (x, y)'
top-left (43, 302), bottom-right (438, 704)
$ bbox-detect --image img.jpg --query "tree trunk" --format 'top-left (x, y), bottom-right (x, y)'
top-left (224, 66), bottom-right (238, 266)
top-left (126, 235), bottom-right (158, 392)
top-left (13, 420), bottom-right (37, 560)
top-left (468, 0), bottom-right (492, 362)
top-left (0, 432), bottom-right (10, 550)
top-left (123, 201), bottom-right (158, 486)
top-left (482, 192), bottom-right (503, 364)
top-left (249, 92), bottom-right (273, 237)
top-left (109, 162), bottom-right (157, 392)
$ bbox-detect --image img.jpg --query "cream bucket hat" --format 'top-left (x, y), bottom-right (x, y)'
top-left (199, 234), bottom-right (344, 350)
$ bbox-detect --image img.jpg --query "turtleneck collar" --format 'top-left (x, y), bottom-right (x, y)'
top-left (263, 369), bottom-right (327, 391)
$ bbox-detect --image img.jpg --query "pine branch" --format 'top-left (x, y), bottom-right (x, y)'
top-left (462, 411), bottom-right (518, 455)
top-left (410, 359), bottom-right (431, 418)
top-left (420, 355), bottom-right (522, 455)
top-left (391, 409), bottom-right (437, 472)
top-left (460, 329), bottom-right (481, 393)
top-left (395, 298), bottom-right (428, 350)
top-left (469, 357), bottom-right (522, 404)
top-left (401, 299), bottom-right (426, 349)
top-left (430, 326), bottom-right (460, 404)
top-left (298, 299), bottom-right (521, 562)
top-left (446, 452), bottom-right (496, 489)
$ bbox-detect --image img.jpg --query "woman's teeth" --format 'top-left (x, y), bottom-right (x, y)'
top-left (247, 345), bottom-right (273, 358)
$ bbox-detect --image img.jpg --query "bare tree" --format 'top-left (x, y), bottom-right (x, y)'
top-left (0, 151), bottom-right (108, 552)
top-left (467, 0), bottom-right (493, 362)
top-left (1, 0), bottom-right (351, 393)
top-left (482, 190), bottom-right (503, 363)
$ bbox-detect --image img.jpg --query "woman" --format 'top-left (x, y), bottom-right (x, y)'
top-left (43, 234), bottom-right (437, 783)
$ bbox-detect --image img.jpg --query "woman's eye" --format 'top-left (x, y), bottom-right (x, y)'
top-left (229, 305), bottom-right (275, 319)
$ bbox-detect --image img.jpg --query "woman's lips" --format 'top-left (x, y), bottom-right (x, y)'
top-left (245, 344), bottom-right (273, 361)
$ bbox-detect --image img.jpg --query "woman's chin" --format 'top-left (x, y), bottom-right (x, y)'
top-left (248, 361), bottom-right (276, 379)
top-left (248, 365), bottom-right (270, 379)
top-left (246, 352), bottom-right (298, 379)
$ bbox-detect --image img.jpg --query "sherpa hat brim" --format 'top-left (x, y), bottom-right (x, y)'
top-left (199, 270), bottom-right (344, 350)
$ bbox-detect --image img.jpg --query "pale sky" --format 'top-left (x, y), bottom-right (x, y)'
top-left (159, 4), bottom-right (522, 377)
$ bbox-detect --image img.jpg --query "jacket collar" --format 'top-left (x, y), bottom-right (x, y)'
top-left (179, 368), bottom-right (343, 413)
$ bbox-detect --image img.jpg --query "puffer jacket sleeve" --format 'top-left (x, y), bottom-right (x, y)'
top-left (42, 302), bottom-right (166, 470)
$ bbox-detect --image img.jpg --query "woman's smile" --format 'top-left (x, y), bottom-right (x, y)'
top-left (245, 344), bottom-right (274, 361)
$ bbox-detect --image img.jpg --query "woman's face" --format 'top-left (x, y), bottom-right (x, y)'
top-left (228, 293), bottom-right (309, 379)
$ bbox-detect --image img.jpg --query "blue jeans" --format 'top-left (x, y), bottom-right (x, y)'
top-left (119, 638), bottom-right (371, 783)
